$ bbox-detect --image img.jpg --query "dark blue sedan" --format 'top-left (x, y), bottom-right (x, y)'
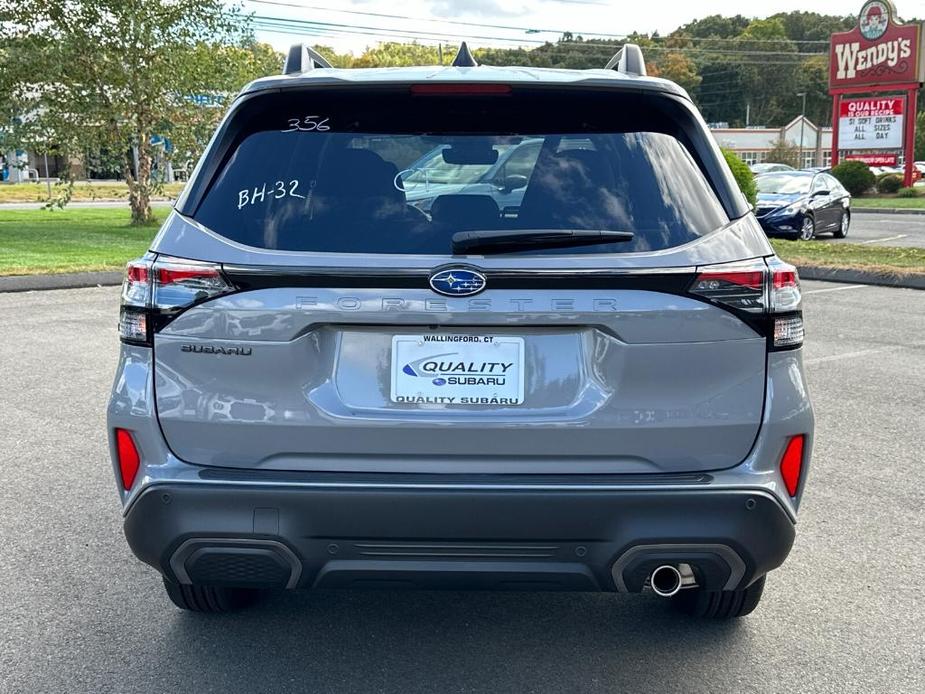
top-left (754, 171), bottom-right (851, 240)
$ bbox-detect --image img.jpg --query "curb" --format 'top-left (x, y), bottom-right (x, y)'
top-left (852, 206), bottom-right (925, 215)
top-left (0, 271), bottom-right (122, 293)
top-left (796, 264), bottom-right (925, 290)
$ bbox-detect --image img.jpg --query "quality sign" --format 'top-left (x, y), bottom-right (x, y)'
top-left (837, 96), bottom-right (905, 149)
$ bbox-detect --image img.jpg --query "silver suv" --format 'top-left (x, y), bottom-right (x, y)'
top-left (107, 44), bottom-right (813, 618)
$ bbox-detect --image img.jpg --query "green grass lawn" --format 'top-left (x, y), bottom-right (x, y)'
top-left (0, 181), bottom-right (185, 203)
top-left (0, 208), bottom-right (157, 275)
top-left (1, 207), bottom-right (924, 277)
top-left (770, 238), bottom-right (925, 275)
top-left (851, 196), bottom-right (925, 209)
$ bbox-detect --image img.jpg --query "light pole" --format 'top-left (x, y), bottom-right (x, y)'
top-left (797, 92), bottom-right (807, 168)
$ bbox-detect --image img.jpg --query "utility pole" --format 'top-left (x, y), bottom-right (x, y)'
top-left (746, 102), bottom-right (750, 128)
top-left (438, 44), bottom-right (443, 65)
top-left (797, 92), bottom-right (807, 169)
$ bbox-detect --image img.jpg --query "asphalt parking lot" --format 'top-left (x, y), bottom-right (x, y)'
top-left (0, 282), bottom-right (922, 693)
top-left (839, 211), bottom-right (925, 247)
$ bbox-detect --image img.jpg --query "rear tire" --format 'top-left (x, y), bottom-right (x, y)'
top-left (833, 210), bottom-right (849, 238)
top-left (671, 576), bottom-right (766, 619)
top-left (162, 578), bottom-right (259, 612)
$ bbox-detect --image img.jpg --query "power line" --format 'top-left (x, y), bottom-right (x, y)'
top-left (242, 1), bottom-right (832, 45)
top-left (250, 14), bottom-right (828, 58)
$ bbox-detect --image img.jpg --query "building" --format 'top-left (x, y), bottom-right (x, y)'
top-left (711, 116), bottom-right (833, 169)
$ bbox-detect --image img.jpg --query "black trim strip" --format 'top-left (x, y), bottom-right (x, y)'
top-left (221, 264), bottom-right (698, 293)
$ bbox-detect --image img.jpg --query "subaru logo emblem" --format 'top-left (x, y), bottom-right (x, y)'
top-left (429, 267), bottom-right (487, 297)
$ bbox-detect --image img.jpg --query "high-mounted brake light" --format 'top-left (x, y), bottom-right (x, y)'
top-left (779, 435), bottom-right (805, 497)
top-left (115, 428), bottom-right (141, 490)
top-left (410, 83), bottom-right (512, 96)
top-left (117, 255), bottom-right (235, 345)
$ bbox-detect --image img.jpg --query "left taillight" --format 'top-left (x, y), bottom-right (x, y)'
top-left (118, 255), bottom-right (234, 345)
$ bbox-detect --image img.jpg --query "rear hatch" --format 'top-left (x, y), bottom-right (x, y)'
top-left (149, 81), bottom-right (773, 475)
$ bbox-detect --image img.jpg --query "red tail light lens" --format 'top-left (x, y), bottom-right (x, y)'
top-left (118, 255), bottom-right (234, 345)
top-left (690, 258), bottom-right (804, 350)
top-left (115, 429), bottom-right (141, 490)
top-left (768, 259), bottom-right (802, 312)
top-left (152, 258), bottom-right (233, 310)
top-left (121, 259), bottom-right (151, 307)
top-left (779, 435), bottom-right (805, 497)
top-left (689, 261), bottom-right (767, 313)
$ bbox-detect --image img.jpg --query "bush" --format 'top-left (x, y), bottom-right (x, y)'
top-left (897, 186), bottom-right (920, 198)
top-left (831, 160), bottom-right (876, 196)
top-left (876, 174), bottom-right (903, 194)
top-left (721, 149), bottom-right (757, 206)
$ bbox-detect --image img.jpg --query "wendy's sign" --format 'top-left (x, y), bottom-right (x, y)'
top-left (829, 1), bottom-right (925, 89)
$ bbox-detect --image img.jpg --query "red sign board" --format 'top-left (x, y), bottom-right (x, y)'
top-left (845, 153), bottom-right (898, 165)
top-left (829, 1), bottom-right (924, 89)
top-left (839, 97), bottom-right (904, 117)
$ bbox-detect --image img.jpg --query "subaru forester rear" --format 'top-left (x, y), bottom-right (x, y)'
top-left (107, 44), bottom-right (813, 618)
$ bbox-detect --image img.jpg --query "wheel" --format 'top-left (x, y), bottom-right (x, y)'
top-left (833, 210), bottom-right (849, 238)
top-left (798, 215), bottom-right (815, 241)
top-left (671, 576), bottom-right (766, 619)
top-left (162, 578), bottom-right (259, 612)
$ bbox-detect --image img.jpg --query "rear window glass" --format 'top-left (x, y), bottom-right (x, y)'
top-left (191, 89), bottom-right (730, 254)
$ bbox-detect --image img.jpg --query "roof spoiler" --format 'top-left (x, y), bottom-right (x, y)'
top-left (604, 43), bottom-right (647, 76)
top-left (283, 43), bottom-right (333, 74)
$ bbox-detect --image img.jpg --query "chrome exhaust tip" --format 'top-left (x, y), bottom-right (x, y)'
top-left (650, 564), bottom-right (683, 597)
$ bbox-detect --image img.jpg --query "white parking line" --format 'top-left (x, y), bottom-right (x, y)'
top-left (804, 284), bottom-right (867, 295)
top-left (804, 346), bottom-right (897, 365)
top-left (858, 234), bottom-right (908, 244)
top-left (804, 340), bottom-right (923, 365)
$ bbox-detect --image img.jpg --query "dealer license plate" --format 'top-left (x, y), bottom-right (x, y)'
top-left (390, 334), bottom-right (525, 406)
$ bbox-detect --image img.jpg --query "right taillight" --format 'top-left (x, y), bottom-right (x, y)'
top-left (118, 255), bottom-right (235, 345)
top-left (690, 257), bottom-right (803, 350)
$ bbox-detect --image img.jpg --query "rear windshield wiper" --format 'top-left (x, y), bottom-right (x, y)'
top-left (452, 229), bottom-right (634, 254)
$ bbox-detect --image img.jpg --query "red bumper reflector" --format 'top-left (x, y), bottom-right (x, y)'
top-left (780, 435), bottom-right (805, 497)
top-left (115, 429), bottom-right (140, 490)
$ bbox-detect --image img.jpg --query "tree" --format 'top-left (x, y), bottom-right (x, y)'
top-left (650, 52), bottom-right (702, 94)
top-left (765, 137), bottom-right (801, 168)
top-left (915, 111), bottom-right (925, 161)
top-left (352, 42), bottom-right (455, 68)
top-left (730, 19), bottom-right (799, 127)
top-left (0, 0), bottom-right (280, 224)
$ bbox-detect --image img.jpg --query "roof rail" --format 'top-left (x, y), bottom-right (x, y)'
top-left (451, 41), bottom-right (478, 67)
top-left (283, 43), bottom-right (333, 75)
top-left (604, 43), bottom-right (646, 76)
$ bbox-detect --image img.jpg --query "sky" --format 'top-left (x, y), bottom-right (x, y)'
top-left (241, 0), bottom-right (925, 54)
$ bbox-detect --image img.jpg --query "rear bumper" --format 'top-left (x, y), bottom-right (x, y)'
top-left (124, 481), bottom-right (795, 593)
